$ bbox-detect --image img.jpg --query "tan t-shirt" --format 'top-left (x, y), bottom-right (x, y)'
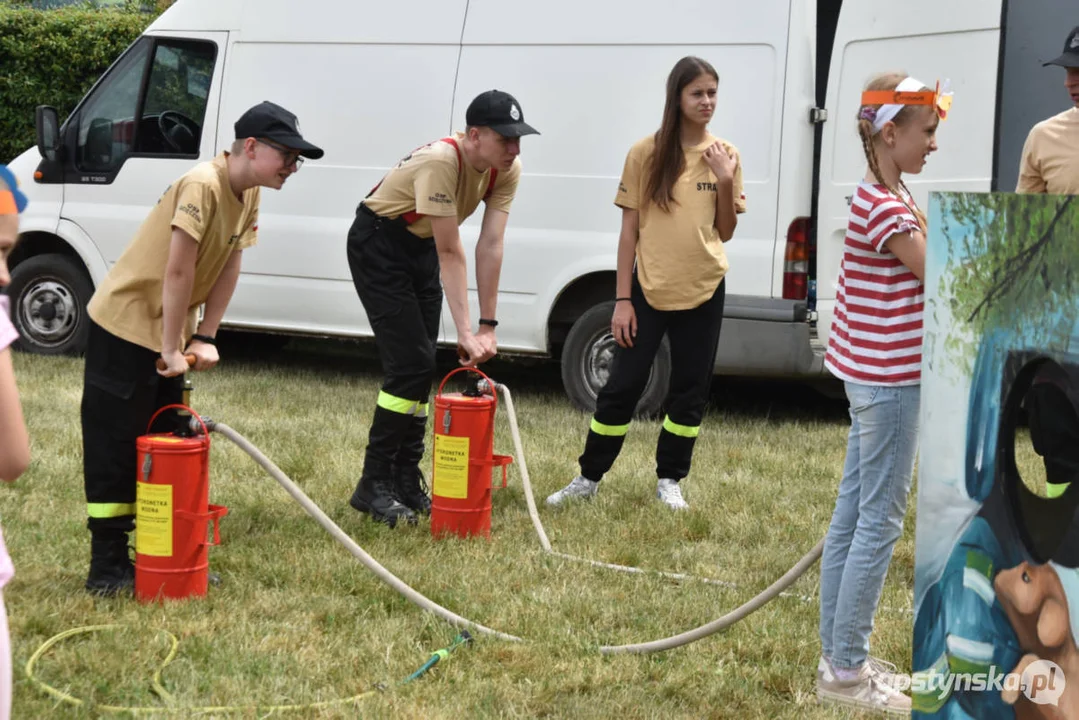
top-left (363, 132), bottom-right (521, 238)
top-left (88, 152), bottom-right (259, 352)
top-left (615, 133), bottom-right (746, 310)
top-left (1017, 108), bottom-right (1079, 195)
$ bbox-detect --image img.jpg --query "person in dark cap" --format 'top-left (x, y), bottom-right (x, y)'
top-left (345, 89), bottom-right (538, 528)
top-left (1017, 25), bottom-right (1079, 195)
top-left (79, 100), bottom-right (322, 596)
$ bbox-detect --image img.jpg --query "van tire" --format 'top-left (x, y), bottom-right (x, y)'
top-left (560, 301), bottom-right (670, 419)
top-left (7, 254), bottom-right (93, 356)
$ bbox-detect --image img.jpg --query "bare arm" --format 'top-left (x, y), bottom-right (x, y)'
top-left (197, 248), bottom-right (242, 338)
top-left (162, 227), bottom-right (199, 354)
top-left (431, 215), bottom-right (470, 336)
top-left (884, 230), bottom-right (926, 282)
top-left (615, 208), bottom-right (639, 298)
top-left (475, 207), bottom-right (508, 321)
top-left (0, 348), bottom-right (29, 482)
top-left (432, 215), bottom-right (490, 364)
top-left (703, 142), bottom-right (739, 241)
top-left (714, 177), bottom-right (738, 242)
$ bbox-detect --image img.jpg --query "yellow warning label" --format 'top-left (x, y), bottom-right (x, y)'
top-left (136, 482), bottom-right (173, 557)
top-left (433, 434), bottom-right (469, 500)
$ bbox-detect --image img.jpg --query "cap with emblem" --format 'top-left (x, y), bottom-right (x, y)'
top-left (465, 90), bottom-right (540, 138)
top-left (234, 101), bottom-right (324, 159)
top-left (1044, 25), bottom-right (1079, 68)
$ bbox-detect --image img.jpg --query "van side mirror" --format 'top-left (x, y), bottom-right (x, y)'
top-left (35, 105), bottom-right (60, 161)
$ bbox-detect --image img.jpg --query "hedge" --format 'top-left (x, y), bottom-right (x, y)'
top-left (0, 5), bottom-right (155, 163)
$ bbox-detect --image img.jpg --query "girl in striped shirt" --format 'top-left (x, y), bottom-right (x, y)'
top-left (816, 72), bottom-right (950, 715)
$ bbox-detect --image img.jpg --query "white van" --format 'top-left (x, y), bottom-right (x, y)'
top-left (5, 0), bottom-right (1062, 416)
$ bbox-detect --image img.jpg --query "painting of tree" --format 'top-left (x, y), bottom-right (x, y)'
top-left (935, 193), bottom-right (1078, 371)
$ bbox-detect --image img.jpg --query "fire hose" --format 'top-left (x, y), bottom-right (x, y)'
top-left (26, 373), bottom-right (826, 713)
top-left (206, 380), bottom-right (824, 655)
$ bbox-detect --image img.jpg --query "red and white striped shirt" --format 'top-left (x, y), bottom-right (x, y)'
top-left (824, 182), bottom-right (925, 386)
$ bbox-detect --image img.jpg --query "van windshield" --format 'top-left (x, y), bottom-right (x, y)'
top-left (75, 37), bottom-right (217, 174)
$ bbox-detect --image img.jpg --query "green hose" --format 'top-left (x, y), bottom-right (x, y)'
top-left (25, 625), bottom-right (471, 714)
top-left (402, 631), bottom-right (472, 683)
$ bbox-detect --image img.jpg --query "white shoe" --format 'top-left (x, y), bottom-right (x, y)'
top-left (819, 655), bottom-right (903, 689)
top-left (817, 659), bottom-right (911, 717)
top-left (546, 475), bottom-right (599, 506)
top-left (866, 656), bottom-right (904, 690)
top-left (656, 478), bottom-right (689, 510)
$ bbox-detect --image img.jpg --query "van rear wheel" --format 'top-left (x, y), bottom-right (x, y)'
top-left (8, 254), bottom-right (93, 356)
top-left (560, 301), bottom-right (670, 419)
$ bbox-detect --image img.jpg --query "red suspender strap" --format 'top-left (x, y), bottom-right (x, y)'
top-left (446, 137), bottom-right (498, 198)
top-left (365, 139), bottom-right (430, 198)
top-left (401, 137), bottom-right (462, 224)
top-left (441, 136), bottom-right (463, 167)
top-left (392, 137), bottom-right (497, 225)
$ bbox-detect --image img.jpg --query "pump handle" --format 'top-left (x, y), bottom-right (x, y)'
top-left (155, 353), bottom-right (197, 372)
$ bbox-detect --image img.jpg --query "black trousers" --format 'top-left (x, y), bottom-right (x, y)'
top-left (1026, 378), bottom-right (1079, 494)
top-left (580, 273), bottom-right (726, 482)
top-left (82, 320), bottom-right (183, 533)
top-left (347, 205), bottom-right (442, 472)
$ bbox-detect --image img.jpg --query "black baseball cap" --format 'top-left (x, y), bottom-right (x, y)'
top-left (234, 101), bottom-right (324, 159)
top-left (465, 90), bottom-right (540, 138)
top-left (1044, 25), bottom-right (1079, 68)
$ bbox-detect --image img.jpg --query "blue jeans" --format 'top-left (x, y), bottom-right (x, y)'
top-left (819, 381), bottom-right (920, 670)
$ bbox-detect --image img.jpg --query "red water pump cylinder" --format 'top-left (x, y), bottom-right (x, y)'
top-left (134, 404), bottom-right (227, 603)
top-left (431, 368), bottom-right (512, 539)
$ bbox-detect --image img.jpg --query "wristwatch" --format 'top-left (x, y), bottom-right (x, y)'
top-left (478, 318), bottom-right (498, 328)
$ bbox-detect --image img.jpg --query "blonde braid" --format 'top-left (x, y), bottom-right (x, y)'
top-left (899, 180), bottom-right (929, 233)
top-left (858, 118), bottom-right (927, 234)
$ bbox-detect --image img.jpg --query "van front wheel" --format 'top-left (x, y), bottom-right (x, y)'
top-left (8, 254), bottom-right (93, 356)
top-left (560, 301), bottom-right (670, 419)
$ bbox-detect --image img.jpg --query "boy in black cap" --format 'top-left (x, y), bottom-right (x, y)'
top-left (1017, 25), bottom-right (1079, 195)
top-left (346, 89), bottom-right (538, 527)
top-left (80, 101), bottom-right (322, 595)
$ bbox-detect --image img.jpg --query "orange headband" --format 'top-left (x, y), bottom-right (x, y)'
top-left (860, 79), bottom-right (953, 125)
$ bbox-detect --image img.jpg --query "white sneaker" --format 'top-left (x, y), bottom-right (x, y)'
top-left (546, 475), bottom-right (599, 506)
top-left (656, 478), bottom-right (689, 510)
top-left (866, 656), bottom-right (904, 689)
top-left (817, 659), bottom-right (911, 717)
top-left (819, 655), bottom-right (904, 690)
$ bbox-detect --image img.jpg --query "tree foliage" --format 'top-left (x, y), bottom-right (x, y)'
top-left (0, 4), bottom-right (156, 163)
top-left (936, 193), bottom-right (1079, 370)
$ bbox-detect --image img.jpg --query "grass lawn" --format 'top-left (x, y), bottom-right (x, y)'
top-left (3, 333), bottom-right (924, 718)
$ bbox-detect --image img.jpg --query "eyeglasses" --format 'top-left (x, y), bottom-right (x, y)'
top-left (257, 138), bottom-right (304, 169)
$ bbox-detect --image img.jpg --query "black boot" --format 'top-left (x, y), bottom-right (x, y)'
top-left (393, 465), bottom-right (432, 516)
top-left (350, 457), bottom-right (417, 528)
top-left (350, 406), bottom-right (418, 527)
top-left (393, 416), bottom-right (432, 515)
top-left (85, 529), bottom-right (134, 597)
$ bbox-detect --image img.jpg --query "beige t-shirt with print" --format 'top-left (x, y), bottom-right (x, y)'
top-left (1017, 107), bottom-right (1079, 195)
top-left (88, 151), bottom-right (259, 352)
top-left (363, 132), bottom-right (521, 238)
top-left (615, 133), bottom-right (746, 311)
